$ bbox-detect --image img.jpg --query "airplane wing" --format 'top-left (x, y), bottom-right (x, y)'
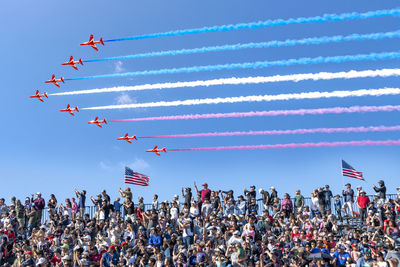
top-left (68, 111), bottom-right (74, 116)
top-left (69, 56), bottom-right (73, 61)
top-left (154, 146), bottom-right (158, 150)
top-left (127, 140), bottom-right (132, 144)
top-left (91, 44), bottom-right (99, 51)
top-left (73, 65), bottom-right (78, 70)
top-left (36, 90), bottom-right (39, 94)
top-left (96, 123), bottom-right (102, 128)
top-left (55, 83), bottom-right (60, 88)
top-left (89, 34), bottom-right (94, 41)
top-left (155, 152), bottom-right (160, 156)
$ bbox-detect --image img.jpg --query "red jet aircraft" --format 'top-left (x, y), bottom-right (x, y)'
top-left (88, 117), bottom-right (107, 128)
top-left (80, 34), bottom-right (104, 51)
top-left (45, 74), bottom-right (65, 88)
top-left (29, 90), bottom-right (48, 102)
top-left (145, 146), bottom-right (167, 156)
top-left (117, 133), bottom-right (138, 144)
top-left (60, 104), bottom-right (79, 116)
top-left (62, 56), bottom-right (84, 70)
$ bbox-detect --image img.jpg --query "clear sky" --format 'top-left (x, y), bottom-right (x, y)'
top-left (0, 0), bottom-right (399, 205)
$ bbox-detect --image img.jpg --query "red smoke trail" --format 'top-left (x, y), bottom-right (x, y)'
top-left (110, 105), bottom-right (400, 122)
top-left (167, 140), bottom-right (400, 152)
top-left (138, 126), bottom-right (400, 139)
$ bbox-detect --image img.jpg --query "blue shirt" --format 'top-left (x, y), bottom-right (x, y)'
top-left (101, 252), bottom-right (112, 267)
top-left (113, 201), bottom-right (121, 212)
top-left (78, 194), bottom-right (86, 209)
top-left (333, 251), bottom-right (351, 266)
top-left (149, 234), bottom-right (162, 247)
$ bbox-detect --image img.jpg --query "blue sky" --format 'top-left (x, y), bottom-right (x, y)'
top-left (0, 0), bottom-right (399, 204)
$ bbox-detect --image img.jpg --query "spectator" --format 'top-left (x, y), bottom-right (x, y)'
top-left (356, 191), bottom-right (370, 221)
top-left (324, 185), bottom-right (333, 213)
top-left (294, 189), bottom-right (304, 215)
top-left (31, 192), bottom-right (45, 227)
top-left (342, 183), bottom-right (355, 217)
top-left (152, 194), bottom-right (159, 211)
top-left (181, 188), bottom-right (192, 209)
top-left (74, 189), bottom-right (86, 216)
top-left (269, 187), bottom-right (278, 208)
top-left (194, 182), bottom-right (211, 202)
top-left (373, 180), bottom-right (387, 200)
top-left (281, 193), bottom-right (293, 218)
top-left (258, 188), bottom-right (270, 211)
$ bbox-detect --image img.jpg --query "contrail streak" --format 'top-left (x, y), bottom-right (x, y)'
top-left (109, 105), bottom-right (400, 122)
top-left (167, 139), bottom-right (400, 152)
top-left (64, 51), bottom-right (400, 81)
top-left (139, 125), bottom-right (400, 139)
top-left (86, 31), bottom-right (400, 63)
top-left (103, 8), bottom-right (400, 42)
top-left (51, 68), bottom-right (400, 96)
top-left (82, 88), bottom-right (400, 110)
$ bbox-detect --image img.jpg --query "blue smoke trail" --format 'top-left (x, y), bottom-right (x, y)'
top-left (65, 51), bottom-right (400, 81)
top-left (64, 52), bottom-right (400, 81)
top-left (85, 30), bottom-right (400, 63)
top-left (104, 8), bottom-right (400, 42)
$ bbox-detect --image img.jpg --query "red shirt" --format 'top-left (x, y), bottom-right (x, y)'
top-left (357, 196), bottom-right (370, 209)
top-left (50, 256), bottom-right (61, 265)
top-left (200, 189), bottom-right (211, 202)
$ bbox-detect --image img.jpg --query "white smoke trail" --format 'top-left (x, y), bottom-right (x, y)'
top-left (50, 68), bottom-right (400, 96)
top-left (82, 88), bottom-right (400, 110)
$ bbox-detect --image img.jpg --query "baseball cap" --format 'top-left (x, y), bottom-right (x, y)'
top-left (62, 255), bottom-right (71, 260)
top-left (202, 183), bottom-right (208, 186)
top-left (270, 186), bottom-right (275, 190)
top-left (345, 183), bottom-right (351, 186)
top-left (258, 189), bottom-right (263, 193)
top-left (109, 245), bottom-right (116, 250)
top-left (61, 244), bottom-right (69, 249)
top-left (24, 251), bottom-right (32, 255)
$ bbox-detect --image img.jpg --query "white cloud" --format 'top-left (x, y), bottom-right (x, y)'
top-left (99, 161), bottom-right (112, 171)
top-left (114, 61), bottom-right (124, 73)
top-left (115, 93), bottom-right (134, 105)
top-left (120, 158), bottom-right (150, 172)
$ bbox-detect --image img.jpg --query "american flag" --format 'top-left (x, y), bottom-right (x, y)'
top-left (342, 160), bottom-right (364, 181)
top-left (125, 167), bottom-right (150, 186)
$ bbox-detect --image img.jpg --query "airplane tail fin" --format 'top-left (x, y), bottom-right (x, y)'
top-left (134, 136), bottom-right (138, 140)
top-left (61, 77), bottom-right (65, 83)
top-left (75, 107), bottom-right (79, 112)
top-left (79, 58), bottom-right (84, 65)
top-left (104, 119), bottom-right (107, 124)
top-left (100, 38), bottom-right (104, 46)
top-left (44, 92), bottom-right (48, 98)
top-left (162, 148), bottom-right (167, 153)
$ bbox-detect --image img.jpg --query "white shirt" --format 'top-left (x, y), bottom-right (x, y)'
top-left (170, 207), bottom-right (178, 220)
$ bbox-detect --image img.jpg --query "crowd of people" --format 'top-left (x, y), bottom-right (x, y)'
top-left (0, 180), bottom-right (399, 267)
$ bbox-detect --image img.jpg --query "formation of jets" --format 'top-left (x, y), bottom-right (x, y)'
top-left (34, 34), bottom-right (168, 156)
top-left (88, 117), bottom-right (107, 128)
top-left (29, 90), bottom-right (48, 102)
top-left (62, 56), bottom-right (84, 70)
top-left (117, 133), bottom-right (138, 143)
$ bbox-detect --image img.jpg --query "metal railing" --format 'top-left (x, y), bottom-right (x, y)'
top-left (40, 194), bottom-right (397, 223)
